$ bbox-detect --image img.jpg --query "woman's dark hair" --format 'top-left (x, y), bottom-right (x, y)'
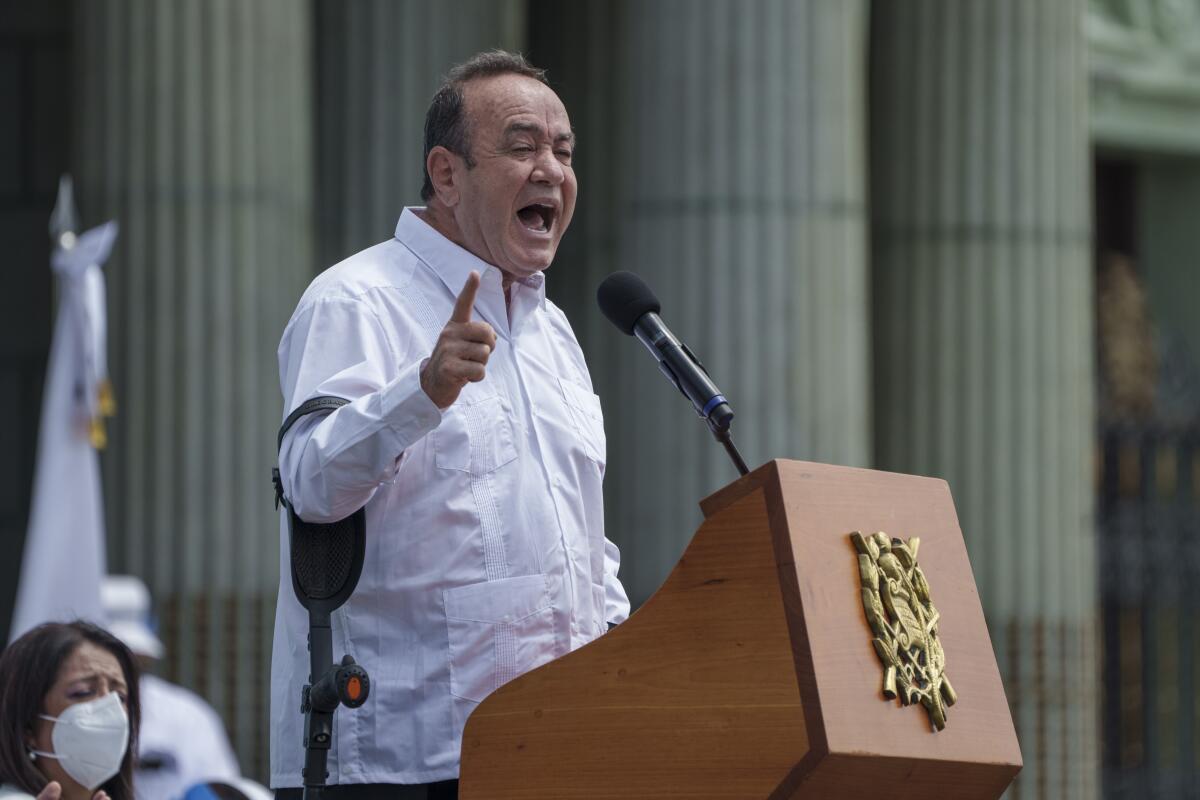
top-left (0, 621), bottom-right (141, 799)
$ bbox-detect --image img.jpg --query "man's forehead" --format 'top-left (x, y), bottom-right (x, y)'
top-left (464, 74), bottom-right (572, 137)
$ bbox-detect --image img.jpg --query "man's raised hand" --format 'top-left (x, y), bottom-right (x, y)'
top-left (420, 271), bottom-right (498, 409)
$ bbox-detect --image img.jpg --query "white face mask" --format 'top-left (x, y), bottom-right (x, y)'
top-left (31, 691), bottom-right (129, 790)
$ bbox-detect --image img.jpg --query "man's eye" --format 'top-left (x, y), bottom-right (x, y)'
top-left (556, 150), bottom-right (573, 161)
top-left (512, 145), bottom-right (534, 154)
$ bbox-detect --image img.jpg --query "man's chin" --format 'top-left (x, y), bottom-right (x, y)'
top-left (507, 247), bottom-right (556, 276)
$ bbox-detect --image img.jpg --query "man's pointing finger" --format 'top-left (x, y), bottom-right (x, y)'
top-left (451, 271), bottom-right (481, 324)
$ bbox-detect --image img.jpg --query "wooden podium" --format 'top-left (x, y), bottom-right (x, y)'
top-left (459, 460), bottom-right (1021, 798)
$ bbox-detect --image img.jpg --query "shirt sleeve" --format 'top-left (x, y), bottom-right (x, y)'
top-left (603, 537), bottom-right (631, 626)
top-left (277, 295), bottom-right (442, 522)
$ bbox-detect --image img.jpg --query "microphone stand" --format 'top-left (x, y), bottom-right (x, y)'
top-left (709, 416), bottom-right (749, 476)
top-left (701, 400), bottom-right (749, 477)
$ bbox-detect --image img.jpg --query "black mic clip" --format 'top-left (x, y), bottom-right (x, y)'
top-left (660, 349), bottom-right (747, 475)
top-left (656, 342), bottom-right (735, 436)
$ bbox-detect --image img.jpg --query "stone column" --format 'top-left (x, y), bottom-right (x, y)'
top-left (73, 0), bottom-right (314, 776)
top-left (535, 0), bottom-right (871, 605)
top-left (316, 0), bottom-right (525, 266)
top-left (870, 1), bottom-right (1097, 797)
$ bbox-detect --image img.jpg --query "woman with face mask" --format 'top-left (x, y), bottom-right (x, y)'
top-left (0, 621), bottom-right (140, 800)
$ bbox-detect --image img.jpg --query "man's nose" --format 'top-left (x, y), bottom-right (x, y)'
top-left (530, 147), bottom-right (565, 185)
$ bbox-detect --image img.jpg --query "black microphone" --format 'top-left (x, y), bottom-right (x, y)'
top-left (597, 271), bottom-right (748, 474)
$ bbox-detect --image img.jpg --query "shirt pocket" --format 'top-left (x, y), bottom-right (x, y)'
top-left (444, 574), bottom-right (557, 704)
top-left (557, 377), bottom-right (606, 465)
top-left (433, 382), bottom-right (518, 475)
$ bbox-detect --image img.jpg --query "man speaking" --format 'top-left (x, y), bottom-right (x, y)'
top-left (270, 51), bottom-right (630, 799)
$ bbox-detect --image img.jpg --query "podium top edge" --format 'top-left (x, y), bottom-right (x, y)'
top-left (698, 459), bottom-right (952, 519)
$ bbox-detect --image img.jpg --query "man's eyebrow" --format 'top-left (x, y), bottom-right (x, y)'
top-left (502, 122), bottom-right (576, 146)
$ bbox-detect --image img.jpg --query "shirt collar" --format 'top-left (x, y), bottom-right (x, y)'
top-left (394, 208), bottom-right (548, 322)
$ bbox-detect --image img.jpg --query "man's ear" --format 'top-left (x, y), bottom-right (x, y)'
top-left (427, 146), bottom-right (460, 207)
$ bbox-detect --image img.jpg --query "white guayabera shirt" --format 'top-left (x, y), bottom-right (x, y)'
top-left (270, 208), bottom-right (630, 787)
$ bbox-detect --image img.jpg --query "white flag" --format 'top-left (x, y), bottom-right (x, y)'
top-left (10, 221), bottom-right (118, 642)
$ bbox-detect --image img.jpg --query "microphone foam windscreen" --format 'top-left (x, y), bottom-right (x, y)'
top-left (596, 271), bottom-right (661, 335)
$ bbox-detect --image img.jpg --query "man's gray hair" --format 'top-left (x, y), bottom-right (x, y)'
top-left (420, 50), bottom-right (550, 202)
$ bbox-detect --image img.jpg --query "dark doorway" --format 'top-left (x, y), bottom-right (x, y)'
top-left (1096, 153), bottom-right (1200, 799)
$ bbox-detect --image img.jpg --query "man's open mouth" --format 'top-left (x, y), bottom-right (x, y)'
top-left (517, 203), bottom-right (556, 233)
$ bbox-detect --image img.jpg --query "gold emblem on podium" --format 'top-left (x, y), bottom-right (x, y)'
top-left (850, 531), bottom-right (957, 730)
